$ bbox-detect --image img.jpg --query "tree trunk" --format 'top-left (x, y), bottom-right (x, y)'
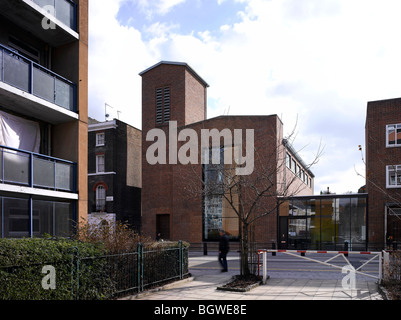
top-left (240, 222), bottom-right (251, 276)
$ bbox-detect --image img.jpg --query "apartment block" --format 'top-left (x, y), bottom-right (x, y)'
top-left (0, 0), bottom-right (88, 238)
top-left (140, 61), bottom-right (314, 244)
top-left (88, 118), bottom-right (142, 231)
top-left (366, 97), bottom-right (401, 249)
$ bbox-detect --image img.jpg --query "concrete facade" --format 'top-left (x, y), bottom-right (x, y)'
top-left (0, 0), bottom-right (88, 237)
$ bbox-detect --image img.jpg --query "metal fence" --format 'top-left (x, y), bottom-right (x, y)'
top-left (72, 242), bottom-right (189, 299)
top-left (0, 241), bottom-right (189, 300)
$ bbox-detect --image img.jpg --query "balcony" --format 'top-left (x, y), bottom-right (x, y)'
top-left (0, 145), bottom-right (76, 195)
top-left (32, 0), bottom-right (77, 31)
top-left (0, 43), bottom-right (78, 124)
top-left (0, 0), bottom-right (78, 47)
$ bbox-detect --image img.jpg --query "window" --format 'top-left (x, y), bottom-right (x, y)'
top-left (386, 124), bottom-right (401, 147)
top-left (96, 185), bottom-right (106, 211)
top-left (387, 165), bottom-right (401, 188)
top-left (203, 147), bottom-right (239, 241)
top-left (9, 36), bottom-right (40, 63)
top-left (155, 86), bottom-right (171, 124)
top-left (96, 154), bottom-right (105, 173)
top-left (96, 132), bottom-right (105, 146)
top-left (286, 153), bottom-right (291, 169)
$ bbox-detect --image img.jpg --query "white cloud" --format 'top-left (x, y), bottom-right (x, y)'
top-left (89, 0), bottom-right (401, 193)
top-left (88, 0), bottom-right (156, 128)
top-left (157, 0), bottom-right (187, 15)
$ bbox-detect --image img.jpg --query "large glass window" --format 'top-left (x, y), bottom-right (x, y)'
top-left (279, 195), bottom-right (367, 251)
top-left (203, 147), bottom-right (239, 241)
top-left (3, 197), bottom-right (29, 238)
top-left (0, 196), bottom-right (73, 238)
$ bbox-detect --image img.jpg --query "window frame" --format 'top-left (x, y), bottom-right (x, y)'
top-left (386, 124), bottom-right (401, 148)
top-left (96, 185), bottom-right (106, 211)
top-left (96, 132), bottom-right (105, 146)
top-left (387, 165), bottom-right (401, 188)
top-left (96, 154), bottom-right (105, 173)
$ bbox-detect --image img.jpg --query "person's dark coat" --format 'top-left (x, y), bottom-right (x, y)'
top-left (219, 233), bottom-right (230, 254)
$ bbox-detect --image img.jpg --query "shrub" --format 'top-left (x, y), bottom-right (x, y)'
top-left (74, 218), bottom-right (150, 253)
top-left (0, 238), bottom-right (112, 300)
top-left (0, 221), bottom-right (190, 300)
top-left (383, 250), bottom-right (401, 300)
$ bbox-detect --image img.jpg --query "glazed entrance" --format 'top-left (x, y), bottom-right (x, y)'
top-left (278, 195), bottom-right (367, 251)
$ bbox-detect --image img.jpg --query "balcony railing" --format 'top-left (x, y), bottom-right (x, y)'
top-left (0, 145), bottom-right (76, 193)
top-left (0, 43), bottom-right (77, 112)
top-left (32, 0), bottom-right (77, 31)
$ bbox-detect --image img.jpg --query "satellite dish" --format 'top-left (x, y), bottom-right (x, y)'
top-left (105, 113), bottom-right (110, 118)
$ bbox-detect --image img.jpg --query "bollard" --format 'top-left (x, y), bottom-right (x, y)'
top-left (272, 242), bottom-right (276, 256)
top-left (344, 241), bottom-right (349, 257)
top-left (203, 242), bottom-right (208, 256)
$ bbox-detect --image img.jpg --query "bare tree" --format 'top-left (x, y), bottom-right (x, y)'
top-left (181, 123), bottom-right (323, 276)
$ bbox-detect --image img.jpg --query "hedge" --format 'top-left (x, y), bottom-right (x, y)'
top-left (0, 238), bottom-right (190, 300)
top-left (0, 238), bottom-right (112, 300)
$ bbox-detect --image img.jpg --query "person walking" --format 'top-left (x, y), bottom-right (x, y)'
top-left (218, 230), bottom-right (229, 272)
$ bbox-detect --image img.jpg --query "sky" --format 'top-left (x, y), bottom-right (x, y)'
top-left (88, 0), bottom-right (401, 195)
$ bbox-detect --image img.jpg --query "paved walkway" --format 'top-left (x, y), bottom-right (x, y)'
top-left (124, 274), bottom-right (383, 300)
top-left (122, 253), bottom-right (384, 301)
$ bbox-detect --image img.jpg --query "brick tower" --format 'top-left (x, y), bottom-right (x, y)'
top-left (139, 61), bottom-right (209, 240)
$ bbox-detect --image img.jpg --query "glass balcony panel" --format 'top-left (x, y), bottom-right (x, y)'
top-left (33, 68), bottom-right (55, 103)
top-left (3, 151), bottom-right (30, 185)
top-left (55, 78), bottom-right (73, 111)
top-left (55, 162), bottom-right (73, 191)
top-left (3, 52), bottom-right (30, 92)
top-left (0, 149), bottom-right (2, 182)
top-left (0, 50), bottom-right (2, 81)
top-left (33, 0), bottom-right (53, 7)
top-left (55, 0), bottom-right (74, 29)
top-left (32, 0), bottom-right (76, 30)
top-left (33, 157), bottom-right (55, 188)
top-left (1, 45), bottom-right (76, 112)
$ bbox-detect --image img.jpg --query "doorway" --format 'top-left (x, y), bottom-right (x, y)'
top-left (156, 214), bottom-right (170, 240)
top-left (279, 216), bottom-right (310, 250)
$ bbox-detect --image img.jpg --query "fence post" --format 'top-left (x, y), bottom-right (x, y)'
top-left (137, 242), bottom-right (143, 293)
top-left (179, 240), bottom-right (183, 279)
top-left (70, 246), bottom-right (79, 300)
top-left (263, 251), bottom-right (267, 285)
top-left (379, 251), bottom-right (383, 284)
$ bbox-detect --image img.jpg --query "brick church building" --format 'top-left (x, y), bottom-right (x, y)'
top-left (140, 61), bottom-right (314, 245)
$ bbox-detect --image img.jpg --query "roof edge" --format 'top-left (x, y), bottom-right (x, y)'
top-left (139, 61), bottom-right (210, 88)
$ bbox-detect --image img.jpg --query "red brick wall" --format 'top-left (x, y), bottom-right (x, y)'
top-left (366, 98), bottom-right (401, 248)
top-left (140, 62), bottom-right (314, 244)
top-left (141, 63), bottom-right (207, 240)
